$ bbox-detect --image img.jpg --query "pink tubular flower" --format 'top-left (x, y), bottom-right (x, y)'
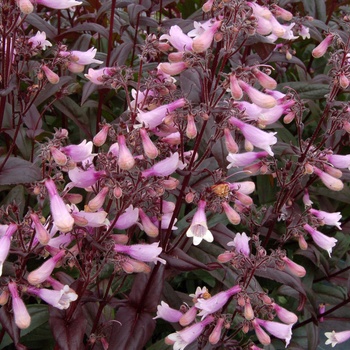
top-left (229, 73), bottom-right (243, 100)
top-left (17, 0), bottom-right (34, 14)
top-left (153, 301), bottom-right (183, 322)
top-left (93, 125), bottom-right (110, 147)
top-left (209, 318), bottom-right (225, 344)
top-left (229, 117), bottom-right (277, 156)
top-left (8, 282), bottom-right (31, 329)
top-left (140, 128), bottom-right (158, 159)
top-left (160, 25), bottom-right (193, 52)
top-left (196, 285), bottom-right (241, 319)
top-left (36, 0), bottom-right (82, 9)
top-left (224, 128), bottom-right (238, 153)
top-left (186, 200), bottom-right (214, 245)
top-left (141, 153), bottom-right (179, 178)
top-left (87, 187), bottom-right (109, 212)
top-left (41, 65), bottom-right (59, 84)
top-left (251, 319), bottom-right (271, 345)
top-left (158, 62), bottom-right (188, 76)
top-left (117, 134), bottom-right (135, 170)
top-left (179, 306), bottom-right (198, 326)
top-left (186, 114), bottom-right (197, 139)
top-left (192, 20), bottom-right (221, 53)
top-left (227, 151), bottom-right (268, 168)
top-left (325, 330), bottom-right (350, 347)
top-left (282, 256), bottom-right (306, 277)
top-left (45, 178), bottom-right (74, 233)
top-left (72, 208), bottom-right (109, 227)
top-left (272, 303), bottom-right (298, 324)
top-left (139, 208), bottom-right (159, 237)
top-left (68, 166), bottom-right (106, 188)
top-left (327, 154), bottom-right (350, 170)
top-left (114, 242), bottom-right (165, 264)
top-left (30, 213), bottom-right (50, 245)
top-left (0, 224), bottom-right (17, 276)
top-left (166, 316), bottom-right (214, 349)
top-left (309, 208), bottom-right (342, 230)
top-left (312, 34), bottom-right (334, 58)
top-left (84, 67), bottom-right (115, 85)
top-left (28, 31), bottom-right (52, 50)
top-left (27, 250), bottom-right (66, 285)
top-left (60, 140), bottom-right (94, 162)
top-left (255, 318), bottom-right (293, 347)
top-left (221, 202), bottom-right (241, 225)
top-left (69, 47), bottom-right (103, 65)
top-left (114, 205), bottom-right (139, 230)
top-left (252, 68), bottom-right (277, 90)
top-left (303, 224), bottom-right (337, 257)
top-left (136, 98), bottom-right (186, 129)
top-left (227, 232), bottom-right (250, 256)
top-left (238, 80), bottom-right (277, 108)
top-left (27, 285), bottom-right (77, 310)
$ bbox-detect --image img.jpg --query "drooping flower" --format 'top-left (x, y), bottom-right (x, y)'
top-left (153, 301), bottom-right (183, 322)
top-left (30, 213), bottom-right (50, 245)
top-left (117, 134), bottom-right (135, 170)
top-left (141, 153), bottom-right (180, 178)
top-left (139, 208), bottom-right (159, 237)
top-left (227, 151), bottom-right (268, 168)
top-left (93, 125), bottom-right (110, 147)
top-left (87, 187), bottom-right (109, 212)
top-left (192, 20), bottom-right (221, 53)
top-left (41, 65), bottom-right (59, 84)
top-left (227, 232), bottom-right (250, 256)
top-left (28, 31), bottom-right (52, 50)
top-left (252, 68), bottom-right (277, 90)
top-left (0, 224), bottom-right (17, 276)
top-left (60, 140), bottom-right (94, 163)
top-left (84, 67), bottom-right (115, 85)
top-left (221, 202), bottom-right (241, 225)
top-left (326, 154), bottom-right (350, 170)
top-left (238, 80), bottom-right (277, 108)
top-left (325, 330), bottom-right (350, 347)
top-left (68, 47), bottom-right (103, 65)
top-left (303, 224), bottom-right (337, 257)
top-left (179, 306), bottom-right (198, 326)
top-left (158, 62), bottom-right (188, 76)
top-left (159, 25), bottom-right (193, 52)
top-left (209, 318), bottom-right (225, 344)
top-left (255, 318), bottom-right (293, 347)
top-left (195, 285), bottom-right (241, 319)
top-left (36, 0), bottom-right (82, 10)
top-left (17, 0), bottom-right (34, 14)
top-left (309, 208), bottom-right (342, 230)
top-left (8, 282), bottom-right (31, 329)
top-left (114, 242), bottom-right (165, 264)
top-left (186, 200), bottom-right (214, 245)
top-left (114, 205), bottom-right (139, 230)
top-left (312, 34), bottom-right (334, 58)
top-left (140, 128), bottom-right (159, 159)
top-left (251, 319), bottom-right (271, 345)
top-left (68, 166), bottom-right (106, 188)
top-left (45, 178), bottom-right (74, 233)
top-left (312, 166), bottom-right (344, 191)
top-left (272, 303), bottom-right (298, 324)
top-left (282, 256), bottom-right (306, 277)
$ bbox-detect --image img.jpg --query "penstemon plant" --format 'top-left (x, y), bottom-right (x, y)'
top-left (1, 0), bottom-right (350, 349)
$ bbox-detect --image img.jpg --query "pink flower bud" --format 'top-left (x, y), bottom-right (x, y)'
top-left (255, 318), bottom-right (292, 347)
top-left (179, 305), bottom-right (197, 326)
top-left (50, 147), bottom-right (68, 166)
top-left (252, 68), bottom-right (277, 90)
top-left (238, 80), bottom-right (277, 108)
top-left (87, 187), bottom-right (109, 212)
top-left (140, 128), bottom-right (159, 159)
top-left (45, 178), bottom-right (74, 232)
top-left (36, 0), bottom-right (82, 9)
top-left (273, 4), bottom-right (293, 20)
top-left (41, 65), bottom-right (60, 84)
top-left (192, 20), bottom-right (221, 53)
top-left (18, 0), bottom-right (34, 14)
top-left (121, 258), bottom-right (151, 274)
top-left (313, 166), bottom-right (344, 191)
top-left (339, 73), bottom-right (349, 89)
top-left (0, 224), bottom-right (17, 276)
top-left (224, 128), bottom-right (238, 153)
top-left (229, 74), bottom-right (243, 100)
top-left (186, 114), bottom-right (197, 139)
top-left (0, 290), bottom-right (9, 305)
top-left (221, 201), bottom-right (241, 225)
top-left (217, 251), bottom-right (235, 263)
top-left (202, 0), bottom-right (214, 13)
top-left (93, 125), bottom-right (110, 147)
top-left (117, 134), bottom-right (135, 170)
top-left (84, 67), bottom-right (115, 85)
top-left (30, 213), bottom-right (50, 245)
top-left (142, 153), bottom-right (179, 178)
top-left (60, 140), bottom-right (93, 163)
top-left (244, 299), bottom-right (255, 320)
top-left (209, 318), bottom-right (225, 344)
top-left (227, 232), bottom-right (250, 256)
top-left (227, 151), bottom-right (268, 168)
top-left (114, 205), bottom-right (139, 230)
top-left (168, 52), bottom-right (184, 62)
top-left (161, 177), bottom-right (179, 189)
top-left (158, 61), bottom-right (188, 75)
top-left (282, 256), bottom-right (306, 277)
top-left (8, 282), bottom-right (31, 329)
top-left (139, 208), bottom-right (159, 237)
top-left (67, 62), bottom-right (85, 73)
top-left (312, 35), bottom-right (333, 58)
top-left (302, 189), bottom-right (313, 207)
top-left (298, 235), bottom-right (308, 250)
top-left (283, 111), bottom-right (296, 124)
top-left (272, 302), bottom-right (298, 324)
top-left (252, 319), bottom-right (271, 345)
top-left (324, 164), bottom-right (342, 178)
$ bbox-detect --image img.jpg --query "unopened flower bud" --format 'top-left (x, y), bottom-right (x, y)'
top-left (217, 251), bottom-right (235, 263)
top-left (224, 128), bottom-right (238, 153)
top-left (139, 208), bottom-right (159, 237)
top-left (117, 135), bottom-right (135, 170)
top-left (113, 186), bottom-right (123, 199)
top-left (324, 164), bottom-right (342, 178)
top-left (244, 299), bottom-right (255, 320)
top-left (64, 193), bottom-right (83, 204)
top-left (185, 192), bottom-right (195, 203)
top-left (161, 177), bottom-right (179, 190)
top-left (283, 111), bottom-right (296, 124)
top-left (50, 147), bottom-right (68, 166)
top-left (186, 114), bottom-right (197, 139)
top-left (30, 213), bottom-right (50, 245)
top-left (222, 201), bottom-right (241, 225)
top-left (238, 80), bottom-right (277, 108)
top-left (229, 73), bottom-right (243, 100)
top-left (202, 0), bottom-right (214, 12)
top-left (140, 128), bottom-right (159, 159)
top-left (0, 290), bottom-right (9, 305)
top-left (298, 235), bottom-right (308, 250)
top-left (209, 318), bottom-right (225, 344)
top-left (93, 125), bottom-right (110, 147)
top-left (179, 306), bottom-right (197, 326)
top-left (339, 73), bottom-right (349, 89)
top-left (87, 187), bottom-right (109, 212)
top-left (312, 35), bottom-right (333, 58)
top-left (41, 65), bottom-right (60, 84)
top-left (252, 68), bottom-right (277, 90)
top-left (18, 0), bottom-right (34, 14)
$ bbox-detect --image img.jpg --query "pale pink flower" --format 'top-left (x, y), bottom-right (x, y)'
top-left (61, 140), bottom-right (94, 162)
top-left (309, 208), bottom-right (342, 230)
top-left (8, 282), bottom-right (31, 329)
top-left (140, 128), bottom-right (159, 159)
top-left (27, 250), bottom-right (66, 285)
top-left (229, 117), bottom-right (277, 156)
top-left (114, 242), bottom-right (165, 264)
top-left (117, 134), bottom-right (135, 170)
top-left (142, 153), bottom-right (179, 178)
top-left (166, 316), bottom-right (214, 349)
top-left (192, 20), bottom-right (221, 53)
top-left (87, 187), bottom-right (109, 212)
top-left (228, 181), bottom-right (255, 194)
top-left (238, 81), bottom-right (277, 108)
top-left (252, 319), bottom-right (271, 345)
top-left (209, 318), bottom-right (225, 344)
top-left (312, 34), bottom-right (334, 58)
top-left (303, 224), bottom-right (337, 257)
top-left (339, 73), bottom-right (350, 89)
top-left (28, 31), bottom-right (52, 50)
top-left (282, 256), bottom-right (306, 277)
top-left (224, 128), bottom-right (238, 153)
top-left (311, 166), bottom-right (344, 191)
top-left (227, 232), bottom-right (250, 256)
top-left (114, 205), bottom-right (139, 230)
top-left (84, 67), bottom-right (115, 85)
top-left (45, 178), bottom-right (74, 233)
top-left (160, 25), bottom-right (193, 52)
top-left (221, 202), bottom-right (241, 225)
top-left (36, 0), bottom-right (82, 10)
top-left (17, 0), bottom-right (34, 14)
top-left (50, 147), bottom-right (68, 166)
top-left (136, 98), bottom-right (186, 129)
top-left (139, 208), bottom-right (159, 237)
top-left (227, 151), bottom-right (268, 168)
top-left (299, 25), bottom-right (310, 39)
top-left (179, 306), bottom-right (197, 326)
top-left (255, 318), bottom-right (293, 347)
top-left (272, 303), bottom-right (298, 324)
top-left (158, 62), bottom-right (188, 76)
top-left (27, 285), bottom-right (77, 310)
top-left (229, 73), bottom-right (243, 100)
top-left (302, 189), bottom-right (313, 207)
top-left (69, 47), bottom-right (103, 65)
top-left (327, 154), bottom-right (350, 170)
top-left (153, 301), bottom-right (183, 322)
top-left (325, 330), bottom-right (350, 347)
top-left (41, 65), bottom-right (59, 84)
top-left (186, 200), bottom-right (214, 245)
top-left (186, 114), bottom-right (197, 139)
top-left (72, 208), bottom-right (109, 227)
top-left (196, 285), bottom-right (241, 318)
top-left (252, 68), bottom-right (277, 90)
top-left (273, 4), bottom-right (293, 20)
top-left (0, 224), bottom-right (17, 276)
top-left (30, 213), bottom-right (50, 245)
top-left (93, 125), bottom-right (110, 147)
top-left (202, 0), bottom-right (214, 12)
top-left (68, 166), bottom-right (106, 188)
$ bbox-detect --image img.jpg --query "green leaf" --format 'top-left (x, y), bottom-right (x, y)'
top-left (278, 82), bottom-right (329, 100)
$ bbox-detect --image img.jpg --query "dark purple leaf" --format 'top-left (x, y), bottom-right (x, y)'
top-left (0, 305), bottom-right (20, 346)
top-left (60, 24), bottom-right (109, 39)
top-left (180, 68), bottom-right (201, 103)
top-left (109, 43), bottom-right (134, 66)
top-left (26, 13), bottom-right (57, 39)
top-left (127, 4), bottom-right (147, 26)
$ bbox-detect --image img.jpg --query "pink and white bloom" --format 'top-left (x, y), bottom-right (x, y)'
top-left (282, 256), bottom-right (306, 277)
top-left (27, 285), bottom-right (77, 310)
top-left (309, 208), bottom-right (342, 230)
top-left (45, 178), bottom-right (74, 233)
top-left (227, 232), bottom-right (250, 256)
top-left (312, 34), bottom-right (334, 58)
top-left (238, 80), bottom-right (277, 108)
top-left (27, 250), bottom-right (66, 285)
top-left (227, 151), bottom-right (268, 168)
top-left (84, 67), bottom-right (115, 85)
top-left (17, 0), bottom-right (34, 14)
top-left (114, 205), bottom-right (139, 230)
top-left (41, 65), bottom-right (59, 84)
top-left (71, 208), bottom-right (109, 227)
top-left (114, 242), bottom-right (165, 264)
top-left (160, 25), bottom-right (193, 52)
top-left (36, 0), bottom-right (82, 10)
top-left (229, 181), bottom-right (255, 194)
top-left (153, 301), bottom-right (183, 322)
top-left (8, 282), bottom-right (31, 329)
top-left (229, 117), bottom-right (277, 156)
top-left (67, 47), bottom-right (103, 65)
top-left (195, 285), bottom-right (241, 318)
top-left (30, 213), bottom-right (50, 245)
top-left (209, 318), bottom-right (225, 344)
top-left (28, 31), bottom-right (52, 50)
top-left (221, 202), bottom-right (241, 225)
top-left (312, 166), bottom-right (344, 191)
top-left (272, 303), bottom-right (298, 324)
top-left (139, 208), bottom-right (159, 237)
top-left (142, 153), bottom-right (179, 178)
top-left (61, 140), bottom-right (94, 162)
top-left (166, 316), bottom-right (214, 350)
top-left (327, 154), bottom-right (350, 170)
top-left (68, 166), bottom-right (106, 188)
top-left (117, 134), bottom-right (135, 170)
top-left (255, 318), bottom-right (293, 347)
top-left (192, 20), bottom-right (221, 53)
top-left (303, 224), bottom-right (337, 257)
top-left (186, 200), bottom-right (214, 245)
top-left (136, 98), bottom-right (186, 129)
top-left (0, 224), bottom-right (17, 276)
top-left (87, 187), bottom-right (109, 212)
top-left (158, 62), bottom-right (188, 76)
top-left (325, 330), bottom-right (350, 347)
